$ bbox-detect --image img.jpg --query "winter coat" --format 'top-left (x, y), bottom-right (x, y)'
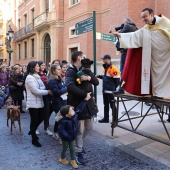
top-left (116, 23), bottom-right (138, 52)
top-left (48, 77), bottom-right (67, 113)
top-left (98, 63), bottom-right (120, 92)
top-left (25, 74), bottom-right (48, 109)
top-left (9, 73), bottom-right (24, 101)
top-left (66, 64), bottom-right (99, 120)
top-left (57, 112), bottom-right (78, 141)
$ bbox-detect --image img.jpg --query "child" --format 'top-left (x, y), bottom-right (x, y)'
top-left (57, 105), bottom-right (78, 169)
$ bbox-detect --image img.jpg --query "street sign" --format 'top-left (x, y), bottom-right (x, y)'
top-left (75, 17), bottom-right (93, 35)
top-left (96, 32), bottom-right (116, 42)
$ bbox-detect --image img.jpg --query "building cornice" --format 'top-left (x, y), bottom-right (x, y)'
top-left (64, 8), bottom-right (110, 23)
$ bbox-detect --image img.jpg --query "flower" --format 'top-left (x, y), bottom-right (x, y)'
top-left (6, 48), bottom-right (15, 53)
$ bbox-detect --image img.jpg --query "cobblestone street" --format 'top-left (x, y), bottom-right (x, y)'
top-left (0, 106), bottom-right (170, 170)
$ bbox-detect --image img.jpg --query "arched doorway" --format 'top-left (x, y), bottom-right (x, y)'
top-left (44, 33), bottom-right (51, 67)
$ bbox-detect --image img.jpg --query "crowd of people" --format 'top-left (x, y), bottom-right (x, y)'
top-left (0, 52), bottom-right (120, 169)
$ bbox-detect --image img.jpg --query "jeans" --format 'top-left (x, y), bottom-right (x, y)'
top-left (75, 119), bottom-right (93, 153)
top-left (0, 87), bottom-right (9, 106)
top-left (61, 140), bottom-right (76, 160)
top-left (120, 51), bottom-right (127, 76)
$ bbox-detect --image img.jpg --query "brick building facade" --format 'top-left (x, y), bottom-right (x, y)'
top-left (6, 0), bottom-right (170, 70)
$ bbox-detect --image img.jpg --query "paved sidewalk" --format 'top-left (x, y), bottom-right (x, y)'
top-left (0, 99), bottom-right (170, 170)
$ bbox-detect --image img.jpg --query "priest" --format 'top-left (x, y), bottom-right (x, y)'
top-left (113, 8), bottom-right (170, 99)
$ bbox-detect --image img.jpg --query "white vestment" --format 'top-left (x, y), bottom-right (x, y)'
top-left (119, 16), bottom-right (170, 98)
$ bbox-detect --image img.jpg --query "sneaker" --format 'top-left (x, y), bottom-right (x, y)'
top-left (70, 160), bottom-right (78, 169)
top-left (52, 133), bottom-right (59, 140)
top-left (59, 158), bottom-right (69, 165)
top-left (59, 138), bottom-right (62, 145)
top-left (45, 129), bottom-right (53, 136)
top-left (36, 129), bottom-right (40, 135)
top-left (82, 148), bottom-right (86, 154)
top-left (76, 152), bottom-right (87, 165)
top-left (98, 118), bottom-right (109, 123)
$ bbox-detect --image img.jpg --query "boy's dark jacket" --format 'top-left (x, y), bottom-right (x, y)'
top-left (48, 77), bottom-right (67, 113)
top-left (65, 63), bottom-right (99, 120)
top-left (57, 112), bottom-right (78, 141)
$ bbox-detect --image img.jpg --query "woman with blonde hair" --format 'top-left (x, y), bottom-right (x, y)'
top-left (48, 64), bottom-right (67, 140)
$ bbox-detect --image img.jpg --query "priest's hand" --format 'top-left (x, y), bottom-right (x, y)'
top-left (112, 32), bottom-right (121, 38)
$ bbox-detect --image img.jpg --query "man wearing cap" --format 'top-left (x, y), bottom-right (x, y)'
top-left (97, 55), bottom-right (120, 123)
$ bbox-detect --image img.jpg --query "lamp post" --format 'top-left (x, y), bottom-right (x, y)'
top-left (6, 25), bottom-right (14, 66)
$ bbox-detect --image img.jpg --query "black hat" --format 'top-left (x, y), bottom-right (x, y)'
top-left (101, 54), bottom-right (111, 60)
top-left (62, 60), bottom-right (68, 64)
top-left (60, 105), bottom-right (71, 116)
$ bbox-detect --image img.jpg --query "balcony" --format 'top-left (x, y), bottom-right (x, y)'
top-left (34, 10), bottom-right (57, 31)
top-left (34, 11), bottom-right (49, 31)
top-left (13, 23), bottom-right (35, 41)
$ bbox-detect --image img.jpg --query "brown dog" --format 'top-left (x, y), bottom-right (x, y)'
top-left (7, 105), bottom-right (23, 135)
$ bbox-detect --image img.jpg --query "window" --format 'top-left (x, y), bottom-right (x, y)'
top-left (69, 26), bottom-right (78, 39)
top-left (45, 0), bottom-right (49, 11)
top-left (67, 43), bottom-right (80, 63)
top-left (18, 44), bottom-right (21, 59)
top-left (69, 0), bottom-right (80, 6)
top-left (24, 14), bottom-right (27, 26)
top-left (18, 19), bottom-right (21, 30)
top-left (31, 39), bottom-right (34, 58)
top-left (31, 8), bottom-right (34, 27)
top-left (24, 42), bottom-right (27, 58)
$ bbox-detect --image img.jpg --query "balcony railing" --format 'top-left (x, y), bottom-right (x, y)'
top-left (34, 11), bottom-right (48, 27)
top-left (13, 22), bottom-right (34, 40)
top-left (25, 23), bottom-right (34, 34)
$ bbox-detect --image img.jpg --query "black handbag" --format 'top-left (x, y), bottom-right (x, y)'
top-left (86, 98), bottom-right (99, 116)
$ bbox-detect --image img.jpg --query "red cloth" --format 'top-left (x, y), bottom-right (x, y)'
top-left (122, 47), bottom-right (151, 96)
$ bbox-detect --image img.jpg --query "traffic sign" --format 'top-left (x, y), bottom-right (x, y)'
top-left (96, 32), bottom-right (116, 42)
top-left (75, 17), bottom-right (93, 35)
top-left (76, 24), bottom-right (93, 35)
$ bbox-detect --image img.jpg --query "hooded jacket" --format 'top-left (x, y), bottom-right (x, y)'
top-left (56, 112), bottom-right (78, 141)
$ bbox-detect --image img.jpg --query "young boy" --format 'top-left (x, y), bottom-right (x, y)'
top-left (57, 105), bottom-right (78, 169)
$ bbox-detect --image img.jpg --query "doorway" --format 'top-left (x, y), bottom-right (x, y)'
top-left (44, 33), bottom-right (51, 67)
